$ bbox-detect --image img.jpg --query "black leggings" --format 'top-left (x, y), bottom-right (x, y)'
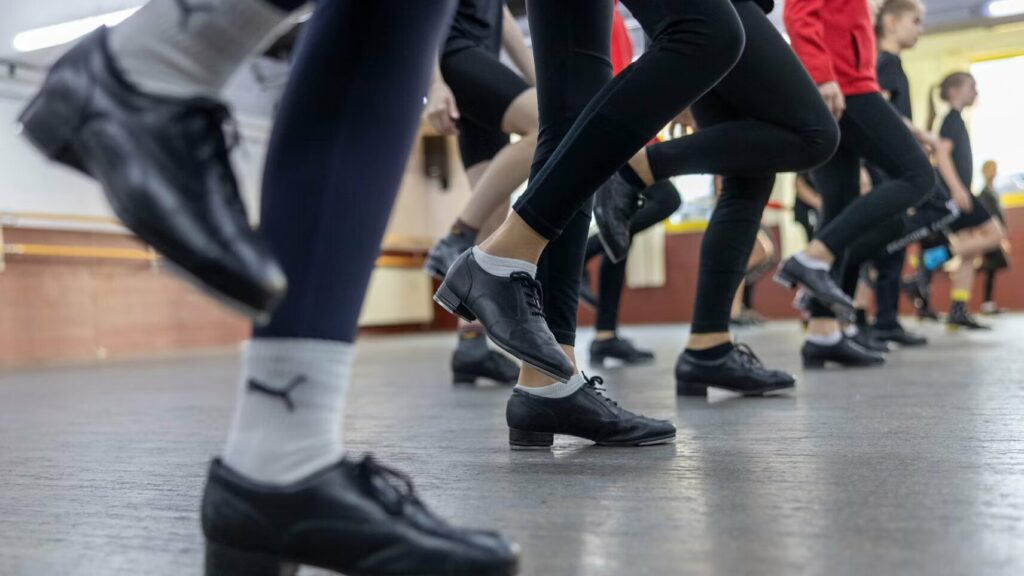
top-left (514, 0), bottom-right (745, 240)
top-left (650, 1), bottom-right (838, 333)
top-left (586, 181), bottom-right (681, 332)
top-left (983, 268), bottom-right (998, 302)
top-left (872, 248), bottom-right (905, 329)
top-left (808, 94), bottom-right (935, 319)
top-left (533, 0), bottom-right (838, 342)
top-left (527, 0), bottom-right (612, 346)
top-left (812, 93), bottom-right (935, 256)
top-left (255, 0), bottom-right (454, 341)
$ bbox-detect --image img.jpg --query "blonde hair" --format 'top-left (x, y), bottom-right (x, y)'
top-left (875, 0), bottom-right (925, 37)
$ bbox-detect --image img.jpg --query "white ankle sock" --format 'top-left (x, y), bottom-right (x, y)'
top-left (807, 331), bottom-right (843, 346)
top-left (222, 338), bottom-right (354, 485)
top-left (472, 246), bottom-right (537, 278)
top-left (109, 0), bottom-right (291, 98)
top-left (794, 252), bottom-right (831, 271)
top-left (515, 373), bottom-right (584, 399)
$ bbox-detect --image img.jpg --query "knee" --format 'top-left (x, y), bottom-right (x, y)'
top-left (647, 181), bottom-right (682, 214)
top-left (657, 5), bottom-right (744, 76)
top-left (709, 15), bottom-right (746, 71)
top-left (801, 115), bottom-right (840, 170)
top-left (664, 189), bottom-right (682, 214)
top-left (503, 89), bottom-right (539, 136)
top-left (901, 157), bottom-right (935, 200)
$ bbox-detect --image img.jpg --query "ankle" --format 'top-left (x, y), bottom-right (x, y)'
top-left (804, 241), bottom-right (835, 265)
top-left (627, 150), bottom-right (655, 187)
top-left (686, 332), bottom-right (731, 350)
top-left (477, 215), bottom-right (547, 263)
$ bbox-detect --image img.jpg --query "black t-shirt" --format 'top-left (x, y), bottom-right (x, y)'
top-left (940, 110), bottom-right (973, 189)
top-left (444, 0), bottom-right (504, 57)
top-left (877, 51), bottom-right (912, 120)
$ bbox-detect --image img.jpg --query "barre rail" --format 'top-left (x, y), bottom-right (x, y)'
top-left (0, 212), bottom-right (433, 272)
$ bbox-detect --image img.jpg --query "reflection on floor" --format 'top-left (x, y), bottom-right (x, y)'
top-left (2, 315), bottom-right (1024, 576)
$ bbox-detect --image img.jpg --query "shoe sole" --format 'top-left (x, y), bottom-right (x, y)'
top-left (453, 373), bottom-right (517, 386)
top-left (774, 268), bottom-right (855, 322)
top-left (18, 85), bottom-right (277, 325)
top-left (590, 355), bottom-right (656, 368)
top-left (594, 207), bottom-right (627, 264)
top-left (433, 286), bottom-right (570, 383)
top-left (206, 540), bottom-right (520, 576)
top-left (802, 360), bottom-right (885, 369)
top-left (676, 381), bottom-right (795, 397)
top-left (509, 428), bottom-right (676, 450)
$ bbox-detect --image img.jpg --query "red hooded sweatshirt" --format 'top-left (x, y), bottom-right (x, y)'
top-left (784, 0), bottom-right (880, 96)
top-left (611, 1), bottom-right (633, 75)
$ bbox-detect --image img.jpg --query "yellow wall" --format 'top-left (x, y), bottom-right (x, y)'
top-left (902, 22), bottom-right (1024, 130)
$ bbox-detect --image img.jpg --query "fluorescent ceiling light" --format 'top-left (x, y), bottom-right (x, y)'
top-left (987, 0), bottom-right (1024, 18)
top-left (13, 7), bottom-right (140, 53)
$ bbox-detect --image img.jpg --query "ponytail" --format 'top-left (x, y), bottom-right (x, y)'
top-left (929, 72), bottom-right (975, 130)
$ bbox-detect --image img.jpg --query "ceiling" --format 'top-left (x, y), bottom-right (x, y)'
top-left (0, 0), bottom-right (1019, 67)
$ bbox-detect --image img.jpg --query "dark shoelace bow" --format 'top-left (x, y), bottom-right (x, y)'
top-left (181, 101), bottom-right (240, 162)
top-left (734, 343), bottom-right (765, 370)
top-left (510, 272), bottom-right (545, 317)
top-left (359, 455), bottom-right (424, 516)
top-left (581, 373), bottom-right (619, 408)
top-left (359, 456), bottom-right (466, 537)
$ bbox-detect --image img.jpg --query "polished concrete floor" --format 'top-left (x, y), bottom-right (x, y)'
top-left (2, 315), bottom-right (1024, 576)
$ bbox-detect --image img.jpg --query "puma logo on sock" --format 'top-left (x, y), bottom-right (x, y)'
top-left (247, 375), bottom-right (307, 412)
top-left (173, 0), bottom-right (216, 29)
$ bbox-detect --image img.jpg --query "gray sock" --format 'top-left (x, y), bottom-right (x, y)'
top-left (794, 251), bottom-right (831, 271)
top-left (472, 246), bottom-right (537, 278)
top-left (807, 331), bottom-right (843, 346)
top-left (514, 373), bottom-right (585, 399)
top-left (223, 338), bottom-right (354, 486)
top-left (108, 0), bottom-right (291, 98)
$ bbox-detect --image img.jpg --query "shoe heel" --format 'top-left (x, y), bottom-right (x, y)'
top-left (205, 541), bottom-right (298, 576)
top-left (453, 372), bottom-right (478, 385)
top-left (509, 428), bottom-right (554, 449)
top-left (802, 358), bottom-right (825, 369)
top-left (590, 354), bottom-right (606, 367)
top-left (16, 78), bottom-right (88, 172)
top-left (433, 283), bottom-right (477, 322)
top-left (676, 381), bottom-right (708, 397)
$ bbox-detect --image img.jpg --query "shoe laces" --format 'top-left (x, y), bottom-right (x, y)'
top-left (358, 455), bottom-right (424, 517)
top-left (734, 343), bottom-right (765, 370)
top-left (582, 373), bottom-right (619, 408)
top-left (181, 101), bottom-right (241, 161)
top-left (510, 272), bottom-right (545, 317)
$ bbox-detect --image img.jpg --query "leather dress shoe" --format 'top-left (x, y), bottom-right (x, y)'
top-left (505, 374), bottom-right (676, 449)
top-left (434, 250), bottom-right (575, 382)
top-left (17, 28), bottom-right (285, 322)
top-left (593, 173), bottom-right (644, 263)
top-left (774, 256), bottom-right (854, 322)
top-left (676, 343), bottom-right (795, 396)
top-left (202, 456), bottom-right (520, 576)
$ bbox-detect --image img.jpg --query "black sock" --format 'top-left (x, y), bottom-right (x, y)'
top-left (855, 308), bottom-right (868, 327)
top-left (456, 325), bottom-right (488, 356)
top-left (685, 341), bottom-right (734, 361)
top-left (450, 219), bottom-right (479, 243)
top-left (618, 164), bottom-right (646, 190)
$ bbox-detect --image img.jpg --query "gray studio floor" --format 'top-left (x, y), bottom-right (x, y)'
top-left (3, 315), bottom-right (1024, 576)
